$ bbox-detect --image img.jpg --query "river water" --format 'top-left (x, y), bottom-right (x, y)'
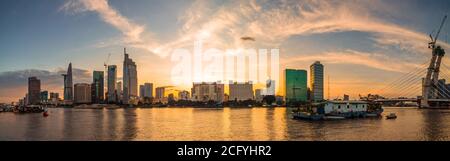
top-left (1, 107), bottom-right (450, 141)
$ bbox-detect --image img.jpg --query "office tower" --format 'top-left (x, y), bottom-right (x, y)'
top-left (122, 48), bottom-right (138, 104)
top-left (178, 90), bottom-right (190, 100)
top-left (28, 77), bottom-right (41, 105)
top-left (140, 85), bottom-right (145, 99)
top-left (144, 83), bottom-right (153, 98)
top-left (117, 81), bottom-right (122, 102)
top-left (229, 82), bottom-right (254, 101)
top-left (92, 71), bottom-right (104, 103)
top-left (285, 69), bottom-right (307, 105)
top-left (62, 63), bottom-right (73, 102)
top-left (155, 87), bottom-right (165, 100)
top-left (40, 91), bottom-right (48, 104)
top-left (74, 83), bottom-right (91, 104)
top-left (107, 65), bottom-right (117, 103)
top-left (310, 61), bottom-right (324, 102)
top-left (191, 82), bottom-right (224, 103)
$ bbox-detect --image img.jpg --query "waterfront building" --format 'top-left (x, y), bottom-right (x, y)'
top-left (122, 48), bottom-right (138, 104)
top-left (62, 63), bottom-right (73, 103)
top-left (74, 83), bottom-right (91, 104)
top-left (262, 79), bottom-right (276, 96)
top-left (178, 90), bottom-right (190, 100)
top-left (310, 61), bottom-right (324, 102)
top-left (191, 82), bottom-right (224, 103)
top-left (255, 89), bottom-right (263, 102)
top-left (140, 85), bottom-right (145, 99)
top-left (285, 69), bottom-right (307, 104)
top-left (116, 81), bottom-right (122, 102)
top-left (40, 91), bottom-right (48, 104)
top-left (155, 87), bottom-right (165, 100)
top-left (50, 92), bottom-right (60, 105)
top-left (107, 65), bottom-right (117, 103)
top-left (144, 83), bottom-right (153, 98)
top-left (229, 82), bottom-right (254, 101)
top-left (28, 77), bottom-right (41, 105)
top-left (92, 71), bottom-right (104, 103)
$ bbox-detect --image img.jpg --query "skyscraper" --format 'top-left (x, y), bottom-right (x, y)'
top-left (28, 77), bottom-right (41, 105)
top-left (139, 85), bottom-right (145, 99)
top-left (92, 71), bottom-right (104, 103)
top-left (155, 87), bottom-right (165, 100)
top-left (107, 65), bottom-right (117, 103)
top-left (62, 63), bottom-right (73, 103)
top-left (117, 81), bottom-right (122, 102)
top-left (122, 48), bottom-right (138, 104)
top-left (144, 83), bottom-right (153, 98)
top-left (74, 83), bottom-right (91, 104)
top-left (285, 69), bottom-right (307, 105)
top-left (310, 61), bottom-right (324, 102)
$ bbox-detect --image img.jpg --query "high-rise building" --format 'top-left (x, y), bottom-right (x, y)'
top-left (122, 48), bottom-right (138, 104)
top-left (191, 82), bottom-right (224, 103)
top-left (155, 87), bottom-right (165, 100)
top-left (229, 82), bottom-right (254, 101)
top-left (139, 85), bottom-right (145, 99)
top-left (310, 61), bottom-right (324, 102)
top-left (285, 69), bottom-right (307, 104)
top-left (144, 83), bottom-right (153, 98)
top-left (92, 71), bottom-right (104, 103)
top-left (28, 77), bottom-right (41, 105)
top-left (74, 83), bottom-right (91, 104)
top-left (107, 65), bottom-right (117, 103)
top-left (116, 81), bottom-right (122, 102)
top-left (40, 91), bottom-right (48, 104)
top-left (62, 63), bottom-right (73, 102)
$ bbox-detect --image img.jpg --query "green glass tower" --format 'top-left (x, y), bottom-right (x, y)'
top-left (92, 71), bottom-right (104, 103)
top-left (285, 69), bottom-right (307, 105)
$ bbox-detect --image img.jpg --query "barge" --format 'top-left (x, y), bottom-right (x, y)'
top-left (293, 100), bottom-right (383, 121)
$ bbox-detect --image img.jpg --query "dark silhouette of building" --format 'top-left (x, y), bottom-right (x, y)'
top-left (28, 77), bottom-right (41, 105)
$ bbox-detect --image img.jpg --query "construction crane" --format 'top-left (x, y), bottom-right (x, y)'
top-left (103, 53), bottom-right (112, 72)
top-left (429, 15), bottom-right (447, 49)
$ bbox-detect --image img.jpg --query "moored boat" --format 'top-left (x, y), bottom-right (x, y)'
top-left (386, 113), bottom-right (397, 119)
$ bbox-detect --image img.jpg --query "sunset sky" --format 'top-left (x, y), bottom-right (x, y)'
top-left (1, 0), bottom-right (450, 103)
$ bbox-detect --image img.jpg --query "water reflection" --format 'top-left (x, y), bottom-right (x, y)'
top-left (2, 107), bottom-right (450, 140)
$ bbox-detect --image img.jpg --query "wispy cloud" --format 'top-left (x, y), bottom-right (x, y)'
top-left (60, 0), bottom-right (145, 44)
top-left (283, 50), bottom-right (421, 73)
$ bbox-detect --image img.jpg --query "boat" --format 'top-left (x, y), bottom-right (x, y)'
top-left (386, 113), bottom-right (397, 119)
top-left (323, 116), bottom-right (346, 120)
top-left (293, 112), bottom-right (323, 121)
top-left (43, 110), bottom-right (49, 117)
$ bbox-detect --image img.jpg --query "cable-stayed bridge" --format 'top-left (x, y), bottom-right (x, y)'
top-left (371, 15), bottom-right (450, 108)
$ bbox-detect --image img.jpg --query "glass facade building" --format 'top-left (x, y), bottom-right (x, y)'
top-left (285, 69), bottom-right (307, 104)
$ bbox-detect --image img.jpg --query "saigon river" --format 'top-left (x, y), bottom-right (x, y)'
top-left (1, 107), bottom-right (450, 141)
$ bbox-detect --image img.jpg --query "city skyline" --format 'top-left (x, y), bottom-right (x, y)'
top-left (1, 0), bottom-right (450, 103)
